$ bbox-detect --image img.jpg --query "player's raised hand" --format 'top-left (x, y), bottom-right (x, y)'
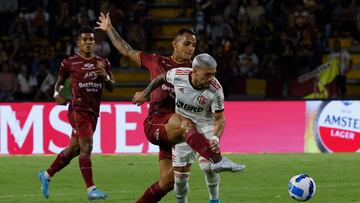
top-left (132, 91), bottom-right (147, 106)
top-left (94, 61), bottom-right (109, 80)
top-left (54, 85), bottom-right (67, 105)
top-left (95, 12), bottom-right (112, 31)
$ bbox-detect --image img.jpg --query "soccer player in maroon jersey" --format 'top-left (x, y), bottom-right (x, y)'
top-left (96, 13), bottom-right (242, 203)
top-left (38, 26), bottom-right (115, 200)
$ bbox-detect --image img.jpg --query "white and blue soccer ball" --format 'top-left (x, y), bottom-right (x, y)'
top-left (288, 174), bottom-right (316, 201)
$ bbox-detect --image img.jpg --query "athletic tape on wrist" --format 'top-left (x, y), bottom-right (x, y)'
top-left (211, 136), bottom-right (220, 143)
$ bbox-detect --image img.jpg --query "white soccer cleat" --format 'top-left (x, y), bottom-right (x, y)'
top-left (210, 157), bottom-right (246, 173)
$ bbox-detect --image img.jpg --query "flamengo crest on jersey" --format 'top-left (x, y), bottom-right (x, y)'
top-left (165, 67), bottom-right (224, 127)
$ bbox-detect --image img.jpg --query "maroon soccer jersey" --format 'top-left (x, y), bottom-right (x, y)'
top-left (140, 52), bottom-right (191, 117)
top-left (59, 53), bottom-right (112, 116)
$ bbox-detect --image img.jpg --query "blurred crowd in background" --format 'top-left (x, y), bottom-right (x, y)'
top-left (0, 0), bottom-right (152, 101)
top-left (0, 0), bottom-right (359, 101)
top-left (195, 0), bottom-right (358, 98)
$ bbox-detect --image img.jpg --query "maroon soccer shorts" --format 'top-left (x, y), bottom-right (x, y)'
top-left (144, 114), bottom-right (173, 160)
top-left (68, 110), bottom-right (98, 139)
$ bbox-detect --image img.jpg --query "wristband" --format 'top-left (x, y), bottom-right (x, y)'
top-left (105, 74), bottom-right (110, 81)
top-left (211, 136), bottom-right (220, 143)
top-left (53, 85), bottom-right (64, 98)
top-left (53, 91), bottom-right (60, 98)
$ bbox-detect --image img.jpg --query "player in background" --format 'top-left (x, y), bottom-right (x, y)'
top-left (133, 53), bottom-right (246, 202)
top-left (38, 26), bottom-right (115, 200)
top-left (96, 13), bottom-right (243, 203)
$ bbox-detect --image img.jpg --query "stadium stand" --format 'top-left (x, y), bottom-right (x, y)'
top-left (1, 0), bottom-right (360, 101)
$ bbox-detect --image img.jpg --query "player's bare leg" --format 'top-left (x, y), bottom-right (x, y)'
top-left (159, 159), bottom-right (174, 192)
top-left (38, 136), bottom-right (80, 199)
top-left (165, 113), bottom-right (220, 161)
top-left (136, 159), bottom-right (174, 203)
top-left (79, 136), bottom-right (107, 200)
top-left (165, 113), bottom-right (221, 162)
top-left (174, 165), bottom-right (192, 203)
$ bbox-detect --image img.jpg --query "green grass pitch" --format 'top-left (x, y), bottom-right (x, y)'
top-left (0, 153), bottom-right (359, 203)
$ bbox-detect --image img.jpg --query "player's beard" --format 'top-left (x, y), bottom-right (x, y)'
top-left (83, 46), bottom-right (94, 57)
top-left (85, 45), bottom-right (93, 52)
top-left (184, 52), bottom-right (193, 60)
top-left (200, 80), bottom-right (210, 88)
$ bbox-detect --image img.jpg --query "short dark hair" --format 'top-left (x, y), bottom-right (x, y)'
top-left (78, 26), bottom-right (94, 36)
top-left (175, 28), bottom-right (196, 38)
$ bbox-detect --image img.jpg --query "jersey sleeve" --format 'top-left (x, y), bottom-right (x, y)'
top-left (59, 58), bottom-right (70, 80)
top-left (140, 52), bottom-right (160, 71)
top-left (104, 58), bottom-right (112, 78)
top-left (164, 68), bottom-right (177, 84)
top-left (211, 88), bottom-right (225, 113)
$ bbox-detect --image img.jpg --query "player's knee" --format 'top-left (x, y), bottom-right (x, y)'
top-left (181, 118), bottom-right (195, 130)
top-left (80, 143), bottom-right (93, 154)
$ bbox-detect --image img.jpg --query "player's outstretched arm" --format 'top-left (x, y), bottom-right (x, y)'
top-left (213, 112), bottom-right (225, 139)
top-left (211, 112), bottom-right (225, 153)
top-left (95, 12), bottom-right (141, 67)
top-left (132, 73), bottom-right (166, 106)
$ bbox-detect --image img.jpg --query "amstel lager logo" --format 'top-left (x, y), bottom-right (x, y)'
top-left (314, 101), bottom-right (360, 152)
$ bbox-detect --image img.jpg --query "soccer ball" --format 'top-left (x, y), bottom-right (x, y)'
top-left (288, 174), bottom-right (316, 201)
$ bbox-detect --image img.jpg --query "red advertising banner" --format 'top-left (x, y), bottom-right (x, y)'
top-left (0, 101), bottom-right (306, 155)
top-left (221, 101), bottom-right (306, 153)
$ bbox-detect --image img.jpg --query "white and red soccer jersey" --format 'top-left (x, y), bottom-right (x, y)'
top-left (140, 52), bottom-right (191, 117)
top-left (165, 67), bottom-right (224, 128)
top-left (58, 53), bottom-right (112, 116)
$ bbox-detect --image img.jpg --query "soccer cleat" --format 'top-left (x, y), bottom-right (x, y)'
top-left (87, 188), bottom-right (108, 200)
top-left (209, 199), bottom-right (220, 203)
top-left (210, 157), bottom-right (246, 173)
top-left (38, 171), bottom-right (50, 199)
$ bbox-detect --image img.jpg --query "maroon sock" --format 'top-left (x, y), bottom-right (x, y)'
top-left (136, 181), bottom-right (171, 203)
top-left (79, 155), bottom-right (94, 188)
top-left (46, 150), bottom-right (72, 177)
top-left (184, 128), bottom-right (222, 163)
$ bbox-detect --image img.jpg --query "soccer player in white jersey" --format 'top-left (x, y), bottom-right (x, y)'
top-left (133, 53), bottom-right (246, 203)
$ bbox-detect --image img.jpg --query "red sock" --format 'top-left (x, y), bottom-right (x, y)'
top-left (136, 181), bottom-right (171, 203)
top-left (47, 150), bottom-right (72, 177)
top-left (184, 128), bottom-right (222, 163)
top-left (79, 155), bottom-right (94, 188)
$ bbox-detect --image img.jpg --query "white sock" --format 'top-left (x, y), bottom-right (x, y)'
top-left (199, 157), bottom-right (220, 200)
top-left (174, 171), bottom-right (190, 203)
top-left (87, 185), bottom-right (96, 193)
top-left (204, 170), bottom-right (220, 200)
top-left (44, 171), bottom-right (51, 180)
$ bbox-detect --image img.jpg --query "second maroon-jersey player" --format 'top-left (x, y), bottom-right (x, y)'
top-left (38, 26), bottom-right (115, 201)
top-left (96, 12), bottom-right (243, 203)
